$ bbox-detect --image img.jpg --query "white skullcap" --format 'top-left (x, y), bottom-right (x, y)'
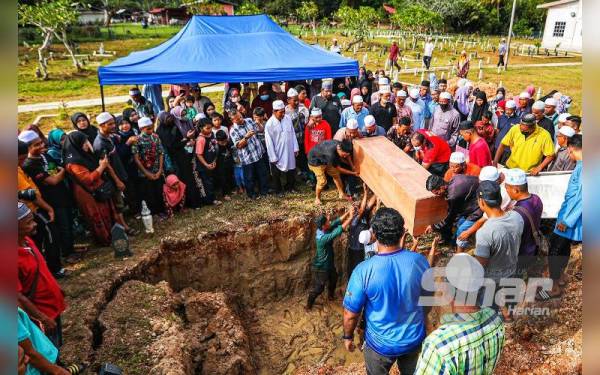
top-left (479, 166), bottom-right (500, 182)
top-left (18, 130), bottom-right (40, 144)
top-left (445, 253), bottom-right (485, 293)
top-left (519, 91), bottom-right (531, 99)
top-left (341, 99), bottom-right (351, 106)
top-left (397, 90), bottom-right (407, 98)
top-left (440, 91), bottom-right (452, 100)
top-left (138, 117), bottom-right (153, 129)
top-left (558, 126), bottom-right (576, 137)
top-left (544, 98), bottom-right (557, 107)
top-left (558, 113), bottom-right (571, 122)
top-left (96, 112), bottom-right (114, 125)
top-left (346, 118), bottom-right (359, 130)
top-left (378, 77), bottom-right (389, 85)
top-left (18, 201), bottom-right (32, 221)
top-left (358, 230), bottom-right (372, 245)
top-left (310, 108), bottom-right (322, 116)
top-left (457, 78), bottom-right (467, 87)
top-left (287, 88), bottom-right (298, 97)
top-left (194, 113), bottom-right (206, 122)
top-left (449, 152), bottom-right (466, 164)
top-left (505, 100), bottom-right (517, 109)
top-left (532, 100), bottom-right (545, 110)
top-left (364, 115), bottom-right (376, 127)
top-left (379, 85), bottom-right (391, 94)
top-left (352, 95), bottom-right (364, 104)
top-left (465, 81), bottom-right (474, 88)
top-left (409, 88), bottom-right (419, 99)
top-left (504, 168), bottom-right (527, 186)
top-left (272, 100), bottom-right (285, 110)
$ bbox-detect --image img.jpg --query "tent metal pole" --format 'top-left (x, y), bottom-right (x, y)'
top-left (100, 85), bottom-right (106, 112)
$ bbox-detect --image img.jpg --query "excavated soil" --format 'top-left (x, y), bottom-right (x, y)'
top-left (59, 214), bottom-right (582, 375)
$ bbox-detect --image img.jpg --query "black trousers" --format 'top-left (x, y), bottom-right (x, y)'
top-left (423, 55), bottom-right (432, 69)
top-left (497, 54), bottom-right (505, 67)
top-left (364, 345), bottom-right (420, 375)
top-left (140, 176), bottom-right (165, 214)
top-left (123, 177), bottom-right (141, 215)
top-left (347, 248), bottom-right (364, 281)
top-left (307, 268), bottom-right (337, 308)
top-left (548, 232), bottom-right (573, 280)
top-left (53, 206), bottom-right (74, 258)
top-left (32, 211), bottom-right (62, 274)
top-left (271, 164), bottom-right (296, 193)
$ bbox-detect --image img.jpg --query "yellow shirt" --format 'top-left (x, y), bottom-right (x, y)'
top-left (17, 166), bottom-right (38, 212)
top-left (501, 125), bottom-right (554, 171)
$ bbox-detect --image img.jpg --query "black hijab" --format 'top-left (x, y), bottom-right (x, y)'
top-left (156, 111), bottom-right (184, 153)
top-left (471, 91), bottom-right (489, 122)
top-left (71, 112), bottom-right (98, 144)
top-left (360, 80), bottom-right (372, 104)
top-left (116, 115), bottom-right (136, 140)
top-left (122, 107), bottom-right (139, 131)
top-left (63, 130), bottom-right (99, 171)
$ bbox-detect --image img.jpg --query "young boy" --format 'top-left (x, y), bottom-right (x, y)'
top-left (194, 121), bottom-right (221, 205)
top-left (214, 130), bottom-right (234, 201)
top-left (211, 112), bottom-right (229, 138)
top-left (132, 117), bottom-right (166, 216)
top-left (185, 96), bottom-right (198, 121)
top-left (232, 142), bottom-right (245, 195)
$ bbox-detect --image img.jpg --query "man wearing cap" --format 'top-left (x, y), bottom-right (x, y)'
top-left (425, 173), bottom-right (482, 252)
top-left (474, 180), bottom-right (524, 320)
top-left (494, 100), bottom-right (520, 164)
top-left (388, 41), bottom-right (402, 74)
top-left (544, 97), bottom-right (559, 126)
top-left (330, 38), bottom-right (341, 54)
top-left (369, 86), bottom-right (397, 132)
top-left (503, 168), bottom-right (543, 278)
top-left (18, 201), bottom-right (67, 348)
top-left (370, 77), bottom-right (394, 105)
top-left (127, 87), bottom-right (155, 119)
top-left (265, 100), bottom-right (299, 195)
top-left (459, 120), bottom-right (492, 168)
top-left (394, 90), bottom-right (413, 124)
top-left (304, 108), bottom-right (332, 156)
top-left (430, 91), bottom-right (460, 147)
top-left (557, 112), bottom-right (571, 130)
top-left (531, 100), bottom-right (555, 140)
top-left (549, 126), bottom-right (577, 171)
top-left (516, 92), bottom-right (532, 118)
top-left (406, 88), bottom-right (428, 131)
top-left (362, 115), bottom-right (386, 138)
top-left (387, 116), bottom-right (413, 154)
top-left (443, 152), bottom-right (481, 183)
top-left (340, 95), bottom-right (370, 131)
top-left (310, 79), bottom-right (342, 134)
top-left (415, 253), bottom-right (505, 375)
top-left (497, 38), bottom-right (507, 67)
top-left (285, 88), bottom-right (309, 175)
top-left (411, 130), bottom-right (451, 176)
top-left (343, 208), bottom-right (430, 375)
top-left (494, 113), bottom-right (555, 175)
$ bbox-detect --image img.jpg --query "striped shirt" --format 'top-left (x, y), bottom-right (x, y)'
top-left (414, 307), bottom-right (505, 375)
top-left (229, 118), bottom-right (265, 166)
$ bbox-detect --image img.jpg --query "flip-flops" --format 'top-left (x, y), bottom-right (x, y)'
top-left (535, 289), bottom-right (562, 301)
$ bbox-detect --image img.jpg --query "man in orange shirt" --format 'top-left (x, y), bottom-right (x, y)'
top-left (444, 152), bottom-right (481, 182)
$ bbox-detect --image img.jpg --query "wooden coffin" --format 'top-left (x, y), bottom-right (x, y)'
top-left (353, 137), bottom-right (448, 236)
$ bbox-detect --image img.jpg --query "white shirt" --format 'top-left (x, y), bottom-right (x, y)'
top-left (265, 114), bottom-right (299, 171)
top-left (211, 126), bottom-right (229, 138)
top-left (330, 45), bottom-right (341, 54)
top-left (424, 42), bottom-right (434, 57)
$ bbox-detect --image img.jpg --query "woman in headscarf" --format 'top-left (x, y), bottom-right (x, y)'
top-left (468, 90), bottom-right (489, 122)
top-left (359, 80), bottom-right (372, 106)
top-left (122, 107), bottom-right (140, 131)
top-left (356, 66), bottom-right (367, 88)
top-left (163, 174), bottom-right (186, 218)
top-left (488, 87), bottom-right (506, 114)
top-left (71, 112), bottom-right (98, 144)
top-left (170, 106), bottom-right (196, 139)
top-left (156, 111), bottom-right (201, 208)
top-left (46, 128), bottom-right (66, 166)
top-left (456, 50), bottom-right (470, 78)
top-left (251, 84), bottom-right (275, 117)
top-left (454, 85), bottom-right (472, 121)
top-left (63, 131), bottom-right (117, 245)
top-left (114, 115), bottom-right (142, 216)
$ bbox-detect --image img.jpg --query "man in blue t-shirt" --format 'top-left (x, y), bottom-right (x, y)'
top-left (342, 207), bottom-right (430, 375)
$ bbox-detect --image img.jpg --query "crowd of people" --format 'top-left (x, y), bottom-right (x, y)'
top-left (17, 49), bottom-right (582, 374)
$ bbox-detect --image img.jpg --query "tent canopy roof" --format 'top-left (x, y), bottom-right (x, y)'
top-left (98, 14), bottom-right (358, 85)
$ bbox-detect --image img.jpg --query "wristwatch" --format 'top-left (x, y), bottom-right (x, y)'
top-left (342, 334), bottom-right (354, 340)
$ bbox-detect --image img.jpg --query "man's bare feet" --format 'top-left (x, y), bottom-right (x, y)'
top-left (314, 198), bottom-right (322, 205)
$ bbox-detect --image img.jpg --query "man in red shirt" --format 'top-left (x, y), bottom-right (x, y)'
top-left (388, 41), bottom-right (401, 74)
top-left (304, 108), bottom-right (332, 154)
top-left (18, 202), bottom-right (66, 348)
top-left (411, 130), bottom-right (451, 177)
top-left (459, 120), bottom-right (492, 168)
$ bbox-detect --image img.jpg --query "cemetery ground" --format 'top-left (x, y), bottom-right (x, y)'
top-left (18, 23), bottom-right (582, 374)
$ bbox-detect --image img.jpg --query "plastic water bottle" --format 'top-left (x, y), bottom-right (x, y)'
top-left (141, 200), bottom-right (154, 233)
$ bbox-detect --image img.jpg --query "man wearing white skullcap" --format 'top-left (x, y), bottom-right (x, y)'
top-left (370, 85), bottom-right (398, 132)
top-left (341, 99), bottom-right (351, 109)
top-left (333, 117), bottom-right (362, 143)
top-left (128, 86), bottom-right (155, 119)
top-left (494, 99), bottom-right (520, 163)
top-left (393, 89), bottom-right (413, 124)
top-left (284, 89), bottom-right (309, 175)
top-left (362, 115), bottom-right (386, 137)
top-left (531, 100), bottom-right (555, 140)
top-left (339, 93), bottom-right (369, 130)
top-left (443, 151), bottom-right (481, 182)
top-left (516, 92), bottom-right (532, 117)
top-left (544, 97), bottom-right (559, 126)
top-left (549, 125), bottom-right (577, 171)
top-left (415, 253), bottom-right (505, 375)
top-left (18, 130), bottom-right (40, 145)
top-left (430, 91), bottom-right (461, 148)
top-left (405, 87), bottom-right (427, 130)
top-left (305, 108), bottom-right (333, 157)
top-left (266, 99), bottom-right (299, 194)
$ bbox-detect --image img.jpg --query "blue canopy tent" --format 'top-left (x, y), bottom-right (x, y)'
top-left (97, 14), bottom-right (358, 110)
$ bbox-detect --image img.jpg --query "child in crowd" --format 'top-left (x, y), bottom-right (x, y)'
top-left (214, 130), bottom-right (234, 201)
top-left (194, 121), bottom-right (221, 205)
top-left (211, 112), bottom-right (229, 138)
top-left (185, 96), bottom-right (198, 121)
top-left (163, 174), bottom-right (186, 218)
top-left (475, 110), bottom-right (496, 153)
top-left (232, 141), bottom-right (245, 195)
top-left (132, 117), bottom-right (166, 216)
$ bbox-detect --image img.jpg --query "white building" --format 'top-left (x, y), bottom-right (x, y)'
top-left (537, 0), bottom-right (582, 52)
top-left (78, 10), bottom-right (105, 25)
